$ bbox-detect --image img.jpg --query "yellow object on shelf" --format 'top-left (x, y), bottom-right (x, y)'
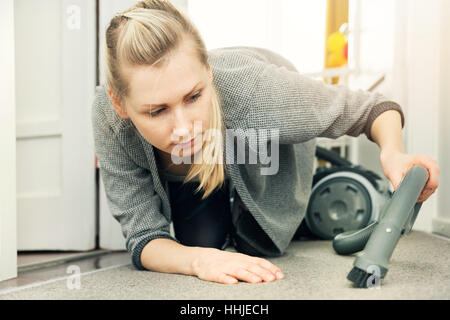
top-left (324, 0), bottom-right (349, 84)
top-left (326, 31), bottom-right (348, 68)
top-left (327, 31), bottom-right (346, 52)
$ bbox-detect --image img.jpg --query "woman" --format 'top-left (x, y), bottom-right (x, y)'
top-left (92, 0), bottom-right (440, 285)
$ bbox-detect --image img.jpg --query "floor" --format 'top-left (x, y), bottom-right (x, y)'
top-left (17, 250), bottom-right (110, 271)
top-left (0, 231), bottom-right (449, 300)
top-left (0, 249), bottom-right (130, 295)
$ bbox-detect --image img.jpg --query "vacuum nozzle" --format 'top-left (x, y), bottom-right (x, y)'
top-left (346, 166), bottom-right (429, 288)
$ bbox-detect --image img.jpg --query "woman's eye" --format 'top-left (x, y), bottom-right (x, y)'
top-left (150, 108), bottom-right (164, 117)
top-left (149, 91), bottom-right (201, 117)
top-left (188, 92), bottom-right (201, 103)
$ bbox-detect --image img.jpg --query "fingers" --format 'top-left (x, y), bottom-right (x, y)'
top-left (416, 155), bottom-right (440, 202)
top-left (218, 262), bottom-right (284, 285)
top-left (426, 165), bottom-right (440, 190)
top-left (213, 269), bottom-right (264, 285)
top-left (417, 185), bottom-right (436, 202)
top-left (246, 264), bottom-right (276, 282)
top-left (217, 273), bottom-right (238, 285)
top-left (235, 268), bottom-right (263, 283)
top-left (253, 257), bottom-right (284, 279)
top-left (230, 258), bottom-right (284, 284)
top-left (195, 270), bottom-right (235, 285)
top-left (421, 156), bottom-right (440, 188)
top-left (197, 250), bottom-right (284, 285)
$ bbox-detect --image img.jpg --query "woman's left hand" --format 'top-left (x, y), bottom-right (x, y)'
top-left (380, 150), bottom-right (440, 203)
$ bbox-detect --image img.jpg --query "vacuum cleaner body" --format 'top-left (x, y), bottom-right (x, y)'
top-left (305, 167), bottom-right (392, 240)
top-left (305, 146), bottom-right (392, 241)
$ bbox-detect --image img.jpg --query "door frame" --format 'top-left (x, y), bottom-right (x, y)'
top-left (0, 0), bottom-right (17, 282)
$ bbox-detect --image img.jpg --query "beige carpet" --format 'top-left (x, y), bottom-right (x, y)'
top-left (1, 231), bottom-right (449, 300)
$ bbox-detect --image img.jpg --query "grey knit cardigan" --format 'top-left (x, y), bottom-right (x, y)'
top-left (91, 46), bottom-right (405, 270)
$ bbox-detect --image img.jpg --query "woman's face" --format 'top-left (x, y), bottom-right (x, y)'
top-left (110, 40), bottom-right (213, 161)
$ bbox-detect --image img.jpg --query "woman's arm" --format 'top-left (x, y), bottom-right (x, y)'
top-left (369, 109), bottom-right (440, 202)
top-left (370, 109), bottom-right (404, 154)
top-left (141, 238), bottom-right (285, 284)
top-left (247, 64), bottom-right (405, 144)
top-left (140, 238), bottom-right (199, 275)
top-left (210, 48), bottom-right (405, 144)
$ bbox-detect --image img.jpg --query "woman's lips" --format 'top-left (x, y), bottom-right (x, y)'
top-left (175, 135), bottom-right (198, 148)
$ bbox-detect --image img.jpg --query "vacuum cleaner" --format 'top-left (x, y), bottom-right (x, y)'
top-left (301, 146), bottom-right (428, 288)
top-left (303, 147), bottom-right (392, 241)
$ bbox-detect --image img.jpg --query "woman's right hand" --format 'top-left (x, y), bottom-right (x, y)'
top-left (191, 247), bottom-right (284, 284)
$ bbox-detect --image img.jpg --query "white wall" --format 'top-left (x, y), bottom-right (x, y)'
top-left (0, 0), bottom-right (17, 282)
top-left (347, 0), bottom-right (397, 180)
top-left (187, 0), bottom-right (326, 74)
top-left (433, 0), bottom-right (450, 237)
top-left (390, 0), bottom-right (442, 234)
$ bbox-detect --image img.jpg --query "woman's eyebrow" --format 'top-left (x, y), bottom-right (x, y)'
top-left (141, 82), bottom-right (201, 109)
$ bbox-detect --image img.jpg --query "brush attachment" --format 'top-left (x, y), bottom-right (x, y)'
top-left (347, 266), bottom-right (380, 288)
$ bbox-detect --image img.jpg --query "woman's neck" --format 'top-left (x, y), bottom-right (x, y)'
top-left (155, 149), bottom-right (193, 176)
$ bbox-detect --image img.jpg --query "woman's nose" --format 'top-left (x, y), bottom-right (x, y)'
top-left (172, 127), bottom-right (190, 143)
top-left (171, 109), bottom-right (192, 143)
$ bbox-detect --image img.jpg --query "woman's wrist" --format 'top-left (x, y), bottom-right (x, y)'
top-left (140, 238), bottom-right (206, 276)
top-left (380, 147), bottom-right (404, 161)
top-left (189, 246), bottom-right (216, 276)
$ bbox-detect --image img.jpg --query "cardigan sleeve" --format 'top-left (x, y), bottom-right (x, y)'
top-left (91, 90), bottom-right (179, 271)
top-left (245, 58), bottom-right (405, 144)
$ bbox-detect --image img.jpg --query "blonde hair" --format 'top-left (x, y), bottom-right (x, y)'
top-left (104, 0), bottom-right (226, 199)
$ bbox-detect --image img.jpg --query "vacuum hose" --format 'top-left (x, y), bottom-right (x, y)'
top-left (332, 221), bottom-right (378, 255)
top-left (343, 165), bottom-right (429, 288)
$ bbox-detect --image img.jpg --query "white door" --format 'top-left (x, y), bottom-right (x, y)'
top-left (15, 0), bottom-right (97, 251)
top-left (0, 0), bottom-right (17, 282)
top-left (97, 0), bottom-right (187, 250)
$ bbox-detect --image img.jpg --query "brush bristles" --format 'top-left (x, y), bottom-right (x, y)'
top-left (347, 267), bottom-right (372, 288)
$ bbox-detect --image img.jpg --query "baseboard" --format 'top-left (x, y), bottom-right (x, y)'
top-left (432, 216), bottom-right (450, 238)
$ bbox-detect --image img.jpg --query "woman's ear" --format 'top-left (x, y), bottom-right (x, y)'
top-left (108, 88), bottom-right (129, 119)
